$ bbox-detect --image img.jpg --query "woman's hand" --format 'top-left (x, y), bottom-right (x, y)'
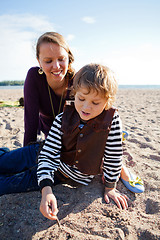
top-left (104, 187), bottom-right (129, 210)
top-left (40, 186), bottom-right (58, 220)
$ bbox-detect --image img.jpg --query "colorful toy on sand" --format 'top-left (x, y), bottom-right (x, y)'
top-left (122, 130), bottom-right (129, 142)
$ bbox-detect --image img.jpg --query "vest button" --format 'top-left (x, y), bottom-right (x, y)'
top-left (79, 133), bottom-right (83, 137)
top-left (78, 124), bottom-right (84, 129)
top-left (78, 149), bottom-right (81, 153)
top-left (75, 160), bottom-right (79, 164)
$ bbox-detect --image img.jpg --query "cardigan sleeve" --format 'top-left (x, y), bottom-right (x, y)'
top-left (23, 67), bottom-right (41, 146)
top-left (102, 111), bottom-right (123, 188)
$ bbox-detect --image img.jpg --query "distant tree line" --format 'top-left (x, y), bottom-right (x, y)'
top-left (0, 81), bottom-right (24, 86)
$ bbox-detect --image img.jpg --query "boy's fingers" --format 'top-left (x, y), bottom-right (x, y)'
top-left (114, 197), bottom-right (122, 210)
top-left (48, 203), bottom-right (58, 217)
top-left (122, 193), bottom-right (130, 201)
top-left (49, 211), bottom-right (58, 220)
top-left (104, 194), bottom-right (110, 203)
top-left (119, 196), bottom-right (128, 209)
top-left (117, 195), bottom-right (129, 209)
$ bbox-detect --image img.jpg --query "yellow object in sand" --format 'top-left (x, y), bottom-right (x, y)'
top-left (0, 100), bottom-right (20, 107)
top-left (122, 131), bottom-right (129, 141)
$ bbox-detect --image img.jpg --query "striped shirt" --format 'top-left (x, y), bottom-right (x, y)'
top-left (37, 110), bottom-right (123, 188)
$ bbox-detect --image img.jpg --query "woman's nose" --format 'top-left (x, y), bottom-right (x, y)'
top-left (52, 60), bottom-right (60, 69)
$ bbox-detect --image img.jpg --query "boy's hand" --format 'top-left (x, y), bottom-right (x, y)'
top-left (104, 187), bottom-right (129, 210)
top-left (40, 186), bottom-right (58, 220)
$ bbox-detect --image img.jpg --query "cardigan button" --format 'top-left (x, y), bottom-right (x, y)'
top-left (75, 160), bottom-right (79, 164)
top-left (79, 133), bottom-right (83, 137)
top-left (78, 149), bottom-right (81, 153)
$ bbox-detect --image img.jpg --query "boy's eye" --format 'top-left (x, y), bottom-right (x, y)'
top-left (79, 97), bottom-right (85, 101)
top-left (92, 102), bottom-right (99, 105)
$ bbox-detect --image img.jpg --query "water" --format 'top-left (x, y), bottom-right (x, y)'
top-left (0, 86), bottom-right (24, 90)
top-left (119, 85), bottom-right (160, 89)
top-left (0, 85), bottom-right (160, 90)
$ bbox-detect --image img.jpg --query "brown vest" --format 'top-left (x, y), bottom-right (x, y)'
top-left (61, 104), bottom-right (115, 175)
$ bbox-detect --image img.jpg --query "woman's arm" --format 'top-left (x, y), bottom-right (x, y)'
top-left (23, 67), bottom-right (40, 146)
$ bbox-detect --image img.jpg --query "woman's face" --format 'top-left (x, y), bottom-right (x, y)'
top-left (38, 42), bottom-right (69, 89)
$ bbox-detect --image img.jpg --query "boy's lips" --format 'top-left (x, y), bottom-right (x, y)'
top-left (81, 111), bottom-right (90, 116)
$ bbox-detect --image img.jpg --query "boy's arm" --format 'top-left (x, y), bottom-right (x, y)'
top-left (37, 113), bottom-right (63, 187)
top-left (103, 111), bottom-right (129, 209)
top-left (37, 114), bottom-right (63, 219)
top-left (103, 111), bottom-right (123, 187)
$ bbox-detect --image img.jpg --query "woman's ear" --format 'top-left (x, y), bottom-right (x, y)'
top-left (37, 58), bottom-right (41, 66)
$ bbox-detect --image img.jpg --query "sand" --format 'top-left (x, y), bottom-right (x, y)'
top-left (0, 88), bottom-right (160, 240)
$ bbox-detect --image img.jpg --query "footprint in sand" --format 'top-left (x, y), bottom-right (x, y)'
top-left (138, 228), bottom-right (160, 240)
top-left (145, 198), bottom-right (160, 214)
top-left (13, 140), bottom-right (22, 147)
top-left (5, 122), bottom-right (12, 130)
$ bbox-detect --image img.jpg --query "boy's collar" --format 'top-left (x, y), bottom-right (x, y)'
top-left (80, 119), bottom-right (87, 124)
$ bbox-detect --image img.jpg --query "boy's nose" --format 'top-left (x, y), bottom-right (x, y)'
top-left (83, 102), bottom-right (91, 111)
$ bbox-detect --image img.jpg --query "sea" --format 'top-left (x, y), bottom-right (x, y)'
top-left (119, 85), bottom-right (160, 89)
top-left (0, 85), bottom-right (160, 90)
top-left (0, 86), bottom-right (24, 90)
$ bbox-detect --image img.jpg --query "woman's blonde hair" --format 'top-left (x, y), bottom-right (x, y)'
top-left (72, 63), bottom-right (118, 110)
top-left (36, 32), bottom-right (75, 83)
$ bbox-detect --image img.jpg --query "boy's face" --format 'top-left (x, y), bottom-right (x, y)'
top-left (74, 86), bottom-right (108, 121)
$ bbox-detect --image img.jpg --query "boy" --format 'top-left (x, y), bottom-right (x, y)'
top-left (37, 63), bottom-right (129, 220)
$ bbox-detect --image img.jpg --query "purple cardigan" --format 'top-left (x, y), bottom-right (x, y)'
top-left (24, 67), bottom-right (72, 146)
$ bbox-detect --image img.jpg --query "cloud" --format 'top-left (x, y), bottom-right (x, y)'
top-left (0, 14), bottom-right (56, 81)
top-left (82, 16), bottom-right (96, 24)
top-left (100, 44), bottom-right (160, 85)
top-left (66, 34), bottom-right (75, 42)
top-left (0, 14), bottom-right (55, 33)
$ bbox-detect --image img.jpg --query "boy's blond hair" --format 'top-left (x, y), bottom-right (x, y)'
top-left (72, 63), bottom-right (118, 110)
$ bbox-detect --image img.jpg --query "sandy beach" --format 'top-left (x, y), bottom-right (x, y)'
top-left (0, 88), bottom-right (160, 240)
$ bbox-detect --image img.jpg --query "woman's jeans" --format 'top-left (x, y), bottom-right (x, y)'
top-left (0, 143), bottom-right (41, 196)
top-left (0, 143), bottom-right (68, 196)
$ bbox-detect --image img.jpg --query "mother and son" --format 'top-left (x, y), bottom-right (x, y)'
top-left (0, 32), bottom-right (144, 220)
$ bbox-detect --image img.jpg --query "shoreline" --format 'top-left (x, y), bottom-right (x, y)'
top-left (0, 84), bottom-right (160, 90)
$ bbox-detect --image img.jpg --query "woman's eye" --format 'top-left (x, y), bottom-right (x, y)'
top-left (45, 60), bottom-right (52, 64)
top-left (58, 57), bottom-right (65, 61)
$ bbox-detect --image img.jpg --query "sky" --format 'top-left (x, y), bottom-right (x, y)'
top-left (0, 0), bottom-right (160, 85)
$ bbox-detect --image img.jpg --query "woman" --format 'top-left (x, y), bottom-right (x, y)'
top-left (0, 32), bottom-right (144, 196)
top-left (24, 32), bottom-right (75, 146)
